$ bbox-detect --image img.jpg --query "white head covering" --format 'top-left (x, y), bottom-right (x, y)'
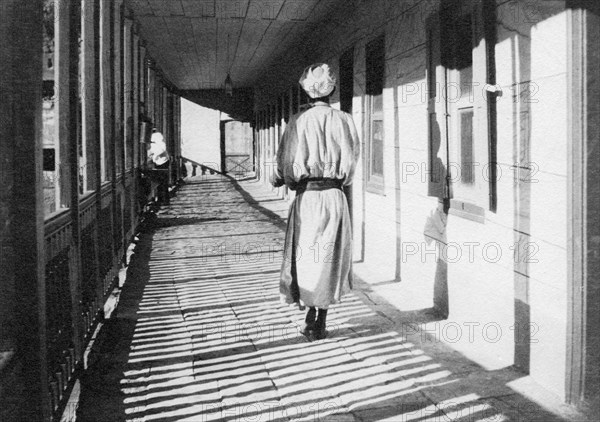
top-left (299, 63), bottom-right (336, 99)
top-left (151, 131), bottom-right (165, 144)
top-left (149, 131), bottom-right (169, 165)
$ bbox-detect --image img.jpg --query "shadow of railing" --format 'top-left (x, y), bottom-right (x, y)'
top-left (75, 176), bottom-right (581, 422)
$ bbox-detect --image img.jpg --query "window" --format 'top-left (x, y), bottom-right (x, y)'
top-left (99, 0), bottom-right (111, 181)
top-left (291, 85), bottom-right (298, 114)
top-left (79, 0), bottom-right (102, 193)
top-left (300, 88), bottom-right (310, 111)
top-left (283, 92), bottom-right (290, 123)
top-left (266, 108), bottom-right (271, 176)
top-left (271, 103), bottom-right (276, 158)
top-left (446, 12), bottom-right (475, 189)
top-left (365, 35), bottom-right (385, 195)
top-left (77, 1), bottom-right (85, 194)
top-left (339, 47), bottom-right (354, 114)
top-left (43, 0), bottom-right (58, 214)
top-left (123, 19), bottom-right (133, 171)
top-left (427, 0), bottom-right (496, 216)
top-left (114, 1), bottom-right (123, 176)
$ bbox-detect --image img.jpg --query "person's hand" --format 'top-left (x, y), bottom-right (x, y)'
top-left (271, 178), bottom-right (284, 188)
top-left (270, 170), bottom-right (284, 187)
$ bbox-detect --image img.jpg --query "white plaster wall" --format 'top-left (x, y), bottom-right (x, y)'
top-left (180, 98), bottom-right (222, 171)
top-left (254, 0), bottom-right (572, 400)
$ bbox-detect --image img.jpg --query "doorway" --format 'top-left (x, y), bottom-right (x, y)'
top-left (220, 120), bottom-right (253, 177)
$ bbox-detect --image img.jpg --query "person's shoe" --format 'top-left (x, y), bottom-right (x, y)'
top-left (301, 323), bottom-right (314, 337)
top-left (312, 328), bottom-right (328, 340)
top-left (301, 307), bottom-right (317, 337)
top-left (313, 308), bottom-right (328, 340)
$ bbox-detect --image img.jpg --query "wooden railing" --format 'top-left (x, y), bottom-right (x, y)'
top-left (41, 170), bottom-right (151, 420)
top-left (43, 209), bottom-right (74, 414)
top-left (181, 156), bottom-right (224, 176)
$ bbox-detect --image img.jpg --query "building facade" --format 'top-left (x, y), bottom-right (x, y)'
top-left (253, 0), bottom-right (599, 410)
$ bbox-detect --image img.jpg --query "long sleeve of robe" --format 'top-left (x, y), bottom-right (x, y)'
top-left (274, 103), bottom-right (360, 309)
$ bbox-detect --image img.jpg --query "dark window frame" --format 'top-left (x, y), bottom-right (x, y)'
top-left (365, 35), bottom-right (385, 195)
top-left (340, 46), bottom-right (354, 114)
top-left (426, 1), bottom-right (497, 218)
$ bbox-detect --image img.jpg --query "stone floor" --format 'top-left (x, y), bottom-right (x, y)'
top-left (76, 175), bottom-right (591, 422)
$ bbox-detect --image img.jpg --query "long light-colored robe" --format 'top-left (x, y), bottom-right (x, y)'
top-left (273, 102), bottom-right (360, 309)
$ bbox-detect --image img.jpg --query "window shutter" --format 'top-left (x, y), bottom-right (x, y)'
top-left (471, 0), bottom-right (494, 209)
top-left (426, 12), bottom-right (450, 199)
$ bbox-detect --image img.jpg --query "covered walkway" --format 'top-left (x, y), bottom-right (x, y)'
top-left (75, 175), bottom-right (580, 422)
top-left (2, 1), bottom-right (600, 420)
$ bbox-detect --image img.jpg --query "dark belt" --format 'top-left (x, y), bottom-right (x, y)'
top-left (295, 178), bottom-right (343, 195)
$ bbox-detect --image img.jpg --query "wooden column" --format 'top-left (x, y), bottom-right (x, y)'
top-left (174, 94), bottom-right (181, 180)
top-left (132, 34), bottom-right (139, 167)
top-left (54, 0), bottom-right (84, 369)
top-left (139, 45), bottom-right (146, 123)
top-left (82, 0), bottom-right (99, 192)
top-left (132, 32), bottom-right (140, 222)
top-left (259, 111), bottom-right (264, 183)
top-left (155, 78), bottom-right (162, 131)
top-left (289, 87), bottom-right (294, 118)
top-left (177, 96), bottom-right (182, 178)
top-left (113, 0), bottom-right (123, 177)
top-left (123, 17), bottom-right (133, 172)
top-left (220, 119), bottom-right (227, 174)
top-left (100, 0), bottom-right (113, 181)
top-left (566, 2), bottom-right (600, 407)
top-left (112, 0), bottom-right (124, 258)
top-left (270, 103), bottom-right (275, 184)
top-left (145, 64), bottom-right (155, 169)
top-left (162, 87), bottom-right (170, 184)
top-left (162, 87), bottom-right (168, 141)
top-left (147, 65), bottom-right (154, 125)
top-left (56, 0), bottom-right (74, 210)
top-left (280, 94), bottom-right (288, 197)
top-left (0, 0), bottom-right (48, 419)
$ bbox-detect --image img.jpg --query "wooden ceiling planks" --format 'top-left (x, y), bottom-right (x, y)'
top-left (245, 19), bottom-right (297, 84)
top-left (137, 15), bottom-right (180, 81)
top-left (215, 17), bottom-right (244, 86)
top-left (163, 17), bottom-right (195, 86)
top-left (126, 0), bottom-right (153, 16)
top-left (233, 19), bottom-right (271, 79)
top-left (126, 0), bottom-right (349, 90)
top-left (190, 17), bottom-right (218, 89)
top-left (177, 17), bottom-right (203, 89)
top-left (146, 0), bottom-right (184, 16)
top-left (180, 0), bottom-right (215, 18)
top-left (215, 0), bottom-right (249, 20)
top-left (277, 0), bottom-right (319, 22)
top-left (246, 0), bottom-right (285, 20)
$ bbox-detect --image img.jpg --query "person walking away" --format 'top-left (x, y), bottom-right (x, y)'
top-left (148, 129), bottom-right (170, 205)
top-left (271, 63), bottom-right (360, 340)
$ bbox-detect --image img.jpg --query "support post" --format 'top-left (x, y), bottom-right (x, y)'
top-left (0, 0), bottom-right (48, 419)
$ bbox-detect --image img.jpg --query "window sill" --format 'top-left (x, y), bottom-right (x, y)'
top-left (366, 186), bottom-right (385, 196)
top-left (79, 190), bottom-right (96, 206)
top-left (449, 199), bottom-right (485, 224)
top-left (101, 180), bottom-right (112, 193)
top-left (366, 179), bottom-right (385, 196)
top-left (44, 207), bottom-right (70, 224)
